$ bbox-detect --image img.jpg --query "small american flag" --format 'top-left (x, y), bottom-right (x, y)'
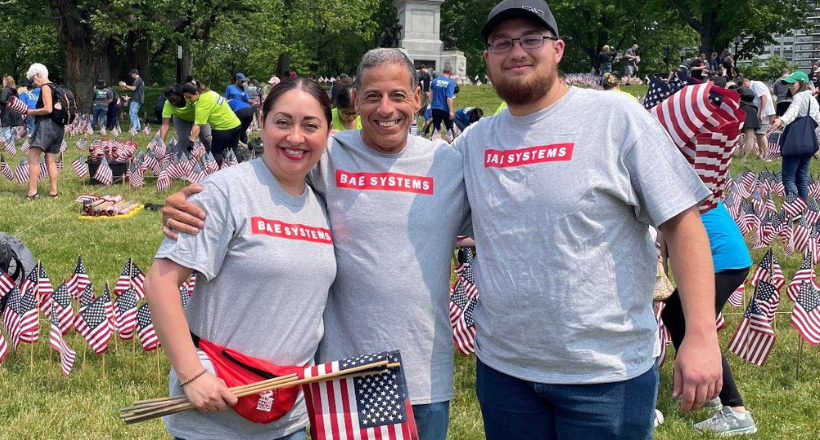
top-left (191, 140), bottom-right (206, 160)
top-left (49, 310), bottom-right (76, 376)
top-left (37, 263), bottom-right (54, 317)
top-left (128, 160), bottom-right (144, 188)
top-left (750, 249), bottom-right (784, 290)
top-left (14, 156), bottom-right (29, 183)
top-left (791, 281), bottom-right (820, 345)
top-left (787, 251), bottom-right (817, 302)
top-left (179, 284), bottom-right (190, 310)
top-left (128, 126), bottom-right (137, 137)
top-left (79, 284), bottom-right (95, 310)
top-left (51, 282), bottom-right (74, 335)
top-left (728, 283), bottom-right (745, 308)
top-left (143, 124), bottom-right (150, 136)
top-left (93, 156), bottom-right (114, 185)
top-left (754, 281), bottom-right (780, 323)
top-left (449, 247), bottom-right (478, 355)
top-left (727, 295), bottom-right (777, 366)
top-left (101, 283), bottom-right (118, 332)
top-left (655, 301), bottom-right (671, 367)
top-left (792, 217), bottom-right (812, 254)
top-left (72, 155), bottom-right (89, 178)
top-left (136, 303), bottom-right (159, 351)
top-left (0, 330), bottom-right (7, 364)
top-left (301, 351), bottom-right (418, 440)
top-left (75, 137), bottom-right (88, 150)
top-left (67, 256), bottom-right (91, 300)
top-left (19, 267), bottom-right (38, 303)
top-left (204, 152), bottom-right (218, 175)
top-left (74, 296), bottom-right (112, 354)
top-left (2, 286), bottom-right (39, 349)
top-left (114, 287), bottom-right (138, 340)
top-left (114, 258), bottom-right (133, 296)
top-left (783, 192), bottom-right (808, 219)
top-left (0, 154), bottom-right (12, 181)
top-left (130, 262), bottom-right (146, 300)
top-left (156, 165), bottom-right (171, 192)
top-left (642, 76), bottom-right (673, 110)
top-left (2, 136), bottom-right (14, 155)
top-left (0, 269), bottom-right (14, 299)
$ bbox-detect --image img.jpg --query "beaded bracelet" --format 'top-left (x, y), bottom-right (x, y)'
top-left (179, 368), bottom-right (208, 387)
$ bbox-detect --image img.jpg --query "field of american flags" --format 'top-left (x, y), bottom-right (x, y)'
top-left (0, 84), bottom-right (820, 439)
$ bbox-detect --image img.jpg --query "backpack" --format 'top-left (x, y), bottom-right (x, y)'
top-left (0, 232), bottom-right (35, 283)
top-left (47, 83), bottom-right (78, 126)
top-left (0, 232), bottom-right (36, 312)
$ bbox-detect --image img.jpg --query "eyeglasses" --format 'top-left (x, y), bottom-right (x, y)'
top-left (487, 35), bottom-right (558, 54)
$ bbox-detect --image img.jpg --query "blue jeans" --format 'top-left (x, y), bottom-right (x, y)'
top-left (476, 359), bottom-right (658, 440)
top-left (175, 429), bottom-right (305, 440)
top-left (782, 153), bottom-right (813, 201)
top-left (26, 116), bottom-right (34, 136)
top-left (1, 126), bottom-right (12, 146)
top-left (91, 107), bottom-right (107, 130)
top-left (129, 100), bottom-right (141, 131)
top-left (412, 401), bottom-right (450, 440)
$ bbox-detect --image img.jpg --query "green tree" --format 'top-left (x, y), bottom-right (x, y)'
top-left (659, 0), bottom-right (813, 59)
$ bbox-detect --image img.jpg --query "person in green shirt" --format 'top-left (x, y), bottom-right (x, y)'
top-left (159, 84), bottom-right (213, 153)
top-left (182, 81), bottom-right (242, 165)
top-left (330, 79), bottom-right (361, 132)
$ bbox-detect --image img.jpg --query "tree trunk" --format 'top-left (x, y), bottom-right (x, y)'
top-left (47, 0), bottom-right (116, 111)
top-left (697, 11), bottom-right (720, 57)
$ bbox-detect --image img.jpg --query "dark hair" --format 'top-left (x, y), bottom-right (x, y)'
top-left (334, 78), bottom-right (355, 109)
top-left (181, 80), bottom-right (209, 95)
top-left (788, 81), bottom-right (809, 97)
top-left (262, 77), bottom-right (332, 128)
top-left (468, 107), bottom-right (483, 124)
top-left (164, 84), bottom-right (186, 107)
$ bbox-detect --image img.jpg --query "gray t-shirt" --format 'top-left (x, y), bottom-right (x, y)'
top-left (309, 130), bottom-right (470, 404)
top-left (92, 87), bottom-right (113, 109)
top-left (133, 77), bottom-right (145, 104)
top-left (155, 158), bottom-right (336, 440)
top-left (454, 87), bottom-right (708, 384)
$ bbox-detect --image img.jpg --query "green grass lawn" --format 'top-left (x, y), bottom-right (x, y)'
top-left (0, 85), bottom-right (819, 439)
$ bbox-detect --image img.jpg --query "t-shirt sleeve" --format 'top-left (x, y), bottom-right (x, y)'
top-left (161, 100), bottom-right (173, 119)
top-left (154, 180), bottom-right (234, 281)
top-left (623, 120), bottom-right (709, 227)
top-left (194, 94), bottom-right (213, 125)
top-left (447, 81), bottom-right (455, 98)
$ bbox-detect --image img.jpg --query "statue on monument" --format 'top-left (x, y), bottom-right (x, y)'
top-left (379, 19), bottom-right (403, 48)
top-left (443, 25), bottom-right (458, 51)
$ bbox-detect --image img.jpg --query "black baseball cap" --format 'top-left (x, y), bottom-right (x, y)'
top-left (481, 0), bottom-right (559, 41)
top-left (129, 69), bottom-right (139, 75)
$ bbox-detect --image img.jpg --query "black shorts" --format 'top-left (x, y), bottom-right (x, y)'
top-left (31, 117), bottom-right (64, 154)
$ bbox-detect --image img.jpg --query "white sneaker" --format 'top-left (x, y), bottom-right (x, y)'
top-left (654, 409), bottom-right (664, 427)
top-left (694, 406), bottom-right (758, 436)
top-left (704, 397), bottom-right (722, 411)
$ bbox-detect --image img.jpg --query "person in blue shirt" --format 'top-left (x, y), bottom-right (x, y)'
top-left (453, 107), bottom-right (483, 131)
top-left (224, 73), bottom-right (250, 103)
top-left (430, 66), bottom-right (455, 134)
top-left (19, 80), bottom-right (39, 136)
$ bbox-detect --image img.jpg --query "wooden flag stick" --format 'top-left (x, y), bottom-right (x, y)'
top-left (82, 343), bottom-right (87, 373)
top-left (121, 361), bottom-right (400, 424)
top-left (101, 351), bottom-right (106, 381)
top-left (796, 338), bottom-right (804, 380)
top-left (30, 342), bottom-right (35, 373)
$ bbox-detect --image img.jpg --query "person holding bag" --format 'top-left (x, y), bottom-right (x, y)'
top-left (773, 70), bottom-right (820, 202)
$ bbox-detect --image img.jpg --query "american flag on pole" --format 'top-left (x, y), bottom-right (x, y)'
top-left (49, 310), bottom-right (76, 376)
top-left (783, 192), bottom-right (808, 220)
top-left (0, 329), bottom-right (7, 364)
top-left (2, 286), bottom-right (39, 349)
top-left (728, 283), bottom-right (745, 308)
top-left (114, 287), bottom-right (138, 340)
top-left (2, 135), bottom-right (14, 155)
top-left (74, 296), bottom-right (112, 354)
top-left (787, 251), bottom-right (818, 302)
top-left (791, 280), bottom-right (820, 345)
top-left (101, 282), bottom-right (118, 332)
top-left (301, 351), bottom-right (419, 440)
top-left (185, 273), bottom-right (196, 297)
top-left (37, 263), bottom-right (54, 317)
top-left (655, 301), bottom-right (671, 367)
top-left (72, 155), bottom-right (89, 177)
top-left (179, 284), bottom-right (191, 311)
top-left (0, 154), bottom-right (12, 181)
top-left (14, 156), bottom-right (29, 183)
top-left (79, 284), bottom-right (95, 310)
top-left (449, 247), bottom-right (478, 355)
top-left (114, 258), bottom-right (133, 296)
top-left (131, 262), bottom-right (146, 300)
top-left (750, 249), bottom-right (785, 290)
top-left (0, 269), bottom-right (14, 299)
top-left (94, 156), bottom-right (114, 185)
top-left (642, 76), bottom-right (673, 110)
top-left (19, 267), bottom-right (38, 305)
top-left (753, 280), bottom-right (780, 323)
top-left (67, 256), bottom-right (90, 300)
top-left (51, 282), bottom-right (74, 335)
top-left (136, 303), bottom-right (159, 351)
top-left (727, 294), bottom-right (777, 366)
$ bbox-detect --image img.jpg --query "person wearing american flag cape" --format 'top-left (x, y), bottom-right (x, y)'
top-left (144, 78), bottom-right (336, 440)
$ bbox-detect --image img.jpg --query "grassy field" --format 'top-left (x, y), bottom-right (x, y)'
top-left (0, 84), bottom-right (819, 439)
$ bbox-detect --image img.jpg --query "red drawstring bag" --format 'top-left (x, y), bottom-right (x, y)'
top-left (192, 333), bottom-right (304, 424)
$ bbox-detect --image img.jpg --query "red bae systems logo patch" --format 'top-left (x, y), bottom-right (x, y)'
top-left (484, 143), bottom-right (574, 168)
top-left (335, 170), bottom-right (434, 195)
top-left (250, 217), bottom-right (333, 244)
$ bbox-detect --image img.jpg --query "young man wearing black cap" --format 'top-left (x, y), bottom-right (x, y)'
top-left (452, 0), bottom-right (723, 438)
top-left (119, 69), bottom-right (144, 131)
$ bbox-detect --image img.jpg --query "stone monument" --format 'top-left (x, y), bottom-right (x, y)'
top-left (393, 0), bottom-right (468, 83)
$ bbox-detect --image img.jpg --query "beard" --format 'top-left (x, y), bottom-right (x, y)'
top-left (489, 63), bottom-right (557, 107)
